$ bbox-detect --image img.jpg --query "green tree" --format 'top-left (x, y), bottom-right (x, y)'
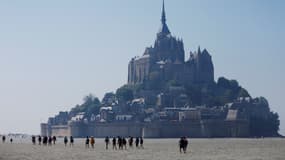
top-left (116, 85), bottom-right (134, 103)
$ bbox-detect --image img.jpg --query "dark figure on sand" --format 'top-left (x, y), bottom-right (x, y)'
top-left (64, 136), bottom-right (68, 147)
top-left (179, 137), bottom-right (189, 153)
top-left (105, 136), bottom-right (110, 149)
top-left (70, 136), bottom-right (74, 147)
top-left (43, 136), bottom-right (48, 145)
top-left (128, 136), bottom-right (133, 148)
top-left (52, 136), bottom-right (56, 145)
top-left (38, 136), bottom-right (42, 145)
top-left (112, 137), bottom-right (117, 150)
top-left (32, 136), bottom-right (36, 145)
top-left (48, 136), bottom-right (52, 146)
top-left (140, 137), bottom-right (144, 149)
top-left (135, 137), bottom-right (139, 148)
top-left (85, 136), bottom-right (90, 148)
top-left (2, 135), bottom-right (6, 143)
top-left (122, 137), bottom-right (127, 150)
top-left (10, 138), bottom-right (13, 143)
top-left (118, 136), bottom-right (122, 150)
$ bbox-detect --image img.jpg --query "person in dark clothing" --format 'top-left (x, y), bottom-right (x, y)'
top-left (128, 136), bottom-right (133, 148)
top-left (139, 137), bottom-right (144, 149)
top-left (179, 137), bottom-right (189, 153)
top-left (64, 136), bottom-right (68, 147)
top-left (122, 137), bottom-right (127, 150)
top-left (183, 137), bottom-right (188, 153)
top-left (10, 138), bottom-right (13, 143)
top-left (179, 137), bottom-right (184, 153)
top-left (70, 136), bottom-right (74, 147)
top-left (48, 136), bottom-right (52, 146)
top-left (135, 137), bottom-right (139, 148)
top-left (85, 136), bottom-right (90, 148)
top-left (52, 136), bottom-right (56, 145)
top-left (105, 136), bottom-right (110, 150)
top-left (112, 137), bottom-right (117, 150)
top-left (118, 136), bottom-right (122, 150)
top-left (2, 136), bottom-right (6, 143)
top-left (43, 136), bottom-right (48, 145)
top-left (32, 136), bottom-right (36, 145)
top-left (38, 136), bottom-right (42, 145)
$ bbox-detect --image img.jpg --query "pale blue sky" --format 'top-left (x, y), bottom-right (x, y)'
top-left (0, 0), bottom-right (284, 135)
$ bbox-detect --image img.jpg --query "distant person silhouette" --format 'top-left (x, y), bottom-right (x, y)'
top-left (32, 136), bottom-right (36, 145)
top-left (52, 136), bottom-right (56, 145)
top-left (43, 136), bottom-right (48, 145)
top-left (183, 137), bottom-right (188, 153)
top-left (112, 137), bottom-right (117, 150)
top-left (128, 136), bottom-right (133, 148)
top-left (179, 137), bottom-right (184, 153)
top-left (64, 136), bottom-right (68, 147)
top-left (122, 137), bottom-right (127, 150)
top-left (135, 137), bottom-right (139, 148)
top-left (38, 136), bottom-right (42, 145)
top-left (2, 135), bottom-right (6, 143)
top-left (118, 136), bottom-right (122, 150)
top-left (70, 136), bottom-right (74, 147)
top-left (139, 137), bottom-right (144, 149)
top-left (105, 136), bottom-right (110, 149)
top-left (10, 138), bottom-right (13, 143)
top-left (90, 136), bottom-right (95, 149)
top-left (85, 136), bottom-right (90, 148)
top-left (48, 136), bottom-right (52, 146)
top-left (179, 137), bottom-right (188, 153)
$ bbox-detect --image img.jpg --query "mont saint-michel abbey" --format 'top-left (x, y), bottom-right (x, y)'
top-left (128, 1), bottom-right (214, 86)
top-left (41, 1), bottom-right (280, 138)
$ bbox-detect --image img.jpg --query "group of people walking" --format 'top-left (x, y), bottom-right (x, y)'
top-left (2, 134), bottom-right (189, 154)
top-left (63, 136), bottom-right (75, 147)
top-left (31, 135), bottom-right (74, 147)
top-left (84, 136), bottom-right (95, 148)
top-left (111, 136), bottom-right (144, 150)
top-left (84, 136), bottom-right (144, 150)
top-left (1, 135), bottom-right (13, 143)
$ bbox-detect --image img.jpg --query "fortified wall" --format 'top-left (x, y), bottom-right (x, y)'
top-left (41, 119), bottom-right (249, 138)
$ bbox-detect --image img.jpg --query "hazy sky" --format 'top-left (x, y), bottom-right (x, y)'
top-left (0, 0), bottom-right (284, 135)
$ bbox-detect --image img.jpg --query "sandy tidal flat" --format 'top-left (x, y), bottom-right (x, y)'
top-left (0, 138), bottom-right (285, 160)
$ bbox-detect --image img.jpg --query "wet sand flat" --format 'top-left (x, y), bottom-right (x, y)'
top-left (0, 138), bottom-right (284, 160)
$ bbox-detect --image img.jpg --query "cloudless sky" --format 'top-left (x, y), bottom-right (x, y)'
top-left (0, 0), bottom-right (284, 135)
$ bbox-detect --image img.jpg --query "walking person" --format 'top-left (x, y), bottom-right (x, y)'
top-left (139, 137), bottom-right (144, 149)
top-left (179, 137), bottom-right (184, 153)
top-left (183, 137), bottom-right (188, 153)
top-left (105, 136), bottom-right (110, 150)
top-left (43, 136), bottom-right (48, 146)
top-left (52, 136), bottom-right (56, 145)
top-left (10, 138), bottom-right (13, 143)
top-left (85, 136), bottom-right (90, 148)
top-left (90, 136), bottom-right (95, 149)
top-left (112, 137), bottom-right (117, 150)
top-left (48, 136), bottom-right (52, 146)
top-left (70, 136), bottom-right (74, 147)
top-left (128, 136), bottom-right (133, 148)
top-left (38, 136), bottom-right (42, 145)
top-left (118, 136), bottom-right (122, 150)
top-left (32, 136), bottom-right (36, 145)
top-left (135, 137), bottom-right (139, 148)
top-left (2, 135), bottom-right (6, 143)
top-left (122, 137), bottom-right (127, 150)
top-left (64, 136), bottom-right (68, 147)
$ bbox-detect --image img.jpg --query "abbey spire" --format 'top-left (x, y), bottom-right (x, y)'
top-left (158, 0), bottom-right (171, 37)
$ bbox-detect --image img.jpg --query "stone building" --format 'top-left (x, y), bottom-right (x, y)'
top-left (128, 1), bottom-right (214, 86)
